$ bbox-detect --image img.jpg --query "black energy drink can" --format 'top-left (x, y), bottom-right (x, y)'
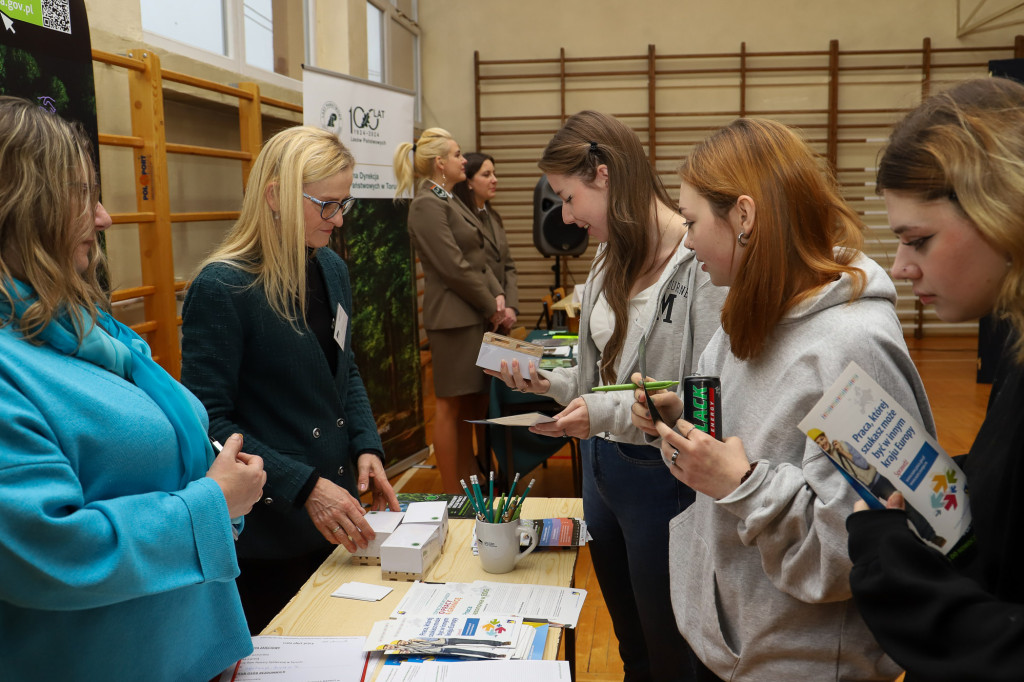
top-left (683, 376), bottom-right (722, 441)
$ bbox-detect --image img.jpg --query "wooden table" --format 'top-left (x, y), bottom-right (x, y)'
top-left (262, 497), bottom-right (584, 672)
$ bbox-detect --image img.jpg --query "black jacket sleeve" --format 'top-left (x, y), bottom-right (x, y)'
top-left (848, 509), bottom-right (1024, 681)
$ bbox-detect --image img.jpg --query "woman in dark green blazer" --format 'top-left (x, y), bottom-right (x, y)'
top-left (181, 126), bottom-right (399, 634)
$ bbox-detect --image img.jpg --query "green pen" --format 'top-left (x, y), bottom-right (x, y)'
top-left (592, 380), bottom-right (679, 392)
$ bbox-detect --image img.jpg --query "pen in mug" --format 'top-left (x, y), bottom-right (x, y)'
top-left (591, 380), bottom-right (679, 392)
top-left (209, 437), bottom-right (241, 540)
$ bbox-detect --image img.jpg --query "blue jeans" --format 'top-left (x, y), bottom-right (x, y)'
top-left (582, 437), bottom-right (699, 682)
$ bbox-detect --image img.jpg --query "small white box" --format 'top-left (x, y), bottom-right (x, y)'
top-left (475, 332), bottom-right (544, 373)
top-left (403, 500), bottom-right (449, 548)
top-left (380, 523), bottom-right (441, 581)
top-left (351, 510), bottom-right (405, 565)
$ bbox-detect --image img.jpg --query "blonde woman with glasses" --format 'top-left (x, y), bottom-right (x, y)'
top-left (182, 125), bottom-right (399, 634)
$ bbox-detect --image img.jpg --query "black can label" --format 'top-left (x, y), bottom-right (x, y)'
top-left (684, 376), bottom-right (722, 441)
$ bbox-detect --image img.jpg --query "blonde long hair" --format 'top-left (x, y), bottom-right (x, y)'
top-left (393, 127), bottom-right (455, 198)
top-left (0, 96), bottom-right (106, 343)
top-left (877, 78), bottom-right (1024, 363)
top-left (199, 126), bottom-right (354, 327)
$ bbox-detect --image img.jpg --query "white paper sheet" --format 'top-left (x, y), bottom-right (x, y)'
top-left (218, 636), bottom-right (367, 682)
top-left (332, 581), bottom-right (394, 601)
top-left (466, 412), bottom-right (555, 427)
top-left (376, 660), bottom-right (570, 681)
top-left (391, 581), bottom-right (586, 628)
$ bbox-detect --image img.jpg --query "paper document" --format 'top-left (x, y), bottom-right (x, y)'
top-left (332, 581), bottom-right (393, 601)
top-left (466, 412), bottom-right (555, 427)
top-left (391, 581), bottom-right (586, 628)
top-left (798, 361), bottom-right (971, 553)
top-left (377, 660), bottom-right (571, 681)
top-left (218, 636), bottom-right (366, 682)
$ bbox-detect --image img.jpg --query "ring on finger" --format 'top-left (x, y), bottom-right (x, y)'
top-left (683, 425), bottom-right (697, 439)
top-left (330, 526), bottom-right (342, 534)
top-left (671, 448), bottom-right (679, 464)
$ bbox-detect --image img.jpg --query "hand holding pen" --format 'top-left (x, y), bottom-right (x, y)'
top-left (629, 372), bottom-right (684, 437)
top-left (207, 434), bottom-right (266, 519)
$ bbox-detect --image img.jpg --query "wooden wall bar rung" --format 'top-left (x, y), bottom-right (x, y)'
top-left (161, 69), bottom-right (255, 100)
top-left (110, 285), bottom-right (157, 303)
top-left (110, 211), bottom-right (157, 224)
top-left (91, 48), bottom-right (145, 71)
top-left (165, 143), bottom-right (253, 161)
top-left (259, 95), bottom-right (303, 113)
top-left (170, 211), bottom-right (242, 223)
top-left (98, 133), bottom-right (145, 148)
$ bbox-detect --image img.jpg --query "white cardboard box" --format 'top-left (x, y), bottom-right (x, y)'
top-left (474, 332), bottom-right (544, 373)
top-left (379, 523), bottom-right (441, 581)
top-left (351, 510), bottom-right (405, 565)
top-left (403, 500), bottom-right (449, 548)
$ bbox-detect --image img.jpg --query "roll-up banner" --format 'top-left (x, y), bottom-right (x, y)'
top-left (303, 65), bottom-right (426, 469)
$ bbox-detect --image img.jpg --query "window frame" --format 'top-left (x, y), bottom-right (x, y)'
top-left (367, 0), bottom-right (421, 122)
top-left (141, 0), bottom-right (314, 92)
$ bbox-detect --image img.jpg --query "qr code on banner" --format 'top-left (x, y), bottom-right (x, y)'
top-left (42, 0), bottom-right (72, 34)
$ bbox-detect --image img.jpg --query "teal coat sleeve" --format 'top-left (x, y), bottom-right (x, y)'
top-left (0, 327), bottom-right (251, 681)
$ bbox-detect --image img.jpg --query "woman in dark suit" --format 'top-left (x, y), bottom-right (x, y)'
top-left (181, 125), bottom-right (399, 634)
top-left (453, 152), bottom-right (519, 334)
top-left (394, 130), bottom-right (506, 494)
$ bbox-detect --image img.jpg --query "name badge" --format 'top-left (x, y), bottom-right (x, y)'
top-left (333, 303), bottom-right (349, 351)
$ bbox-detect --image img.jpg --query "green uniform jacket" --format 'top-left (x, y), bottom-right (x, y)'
top-left (181, 249), bottom-right (383, 559)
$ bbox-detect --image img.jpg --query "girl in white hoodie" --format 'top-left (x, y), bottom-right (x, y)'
top-left (489, 110), bottom-right (725, 681)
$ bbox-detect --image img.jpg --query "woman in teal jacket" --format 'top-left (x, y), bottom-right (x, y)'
top-left (181, 126), bottom-right (399, 633)
top-left (0, 98), bottom-right (265, 680)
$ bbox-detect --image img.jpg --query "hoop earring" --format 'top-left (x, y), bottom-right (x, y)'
top-left (737, 231), bottom-right (750, 247)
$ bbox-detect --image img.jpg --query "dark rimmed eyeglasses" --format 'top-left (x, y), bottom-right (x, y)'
top-left (303, 193), bottom-right (356, 220)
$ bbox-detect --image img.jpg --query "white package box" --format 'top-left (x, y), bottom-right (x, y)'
top-left (380, 523), bottom-right (441, 581)
top-left (404, 500), bottom-right (449, 548)
top-left (474, 332), bottom-right (544, 373)
top-left (351, 510), bottom-right (405, 565)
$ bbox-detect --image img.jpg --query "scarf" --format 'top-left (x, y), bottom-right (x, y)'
top-left (1, 278), bottom-right (215, 488)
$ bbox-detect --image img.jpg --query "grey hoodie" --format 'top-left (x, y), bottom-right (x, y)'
top-left (670, 252), bottom-right (934, 681)
top-left (540, 242), bottom-right (726, 443)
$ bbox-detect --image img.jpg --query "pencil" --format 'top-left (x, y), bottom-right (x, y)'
top-left (488, 471), bottom-right (496, 522)
top-left (591, 380), bottom-right (679, 392)
top-left (470, 476), bottom-right (487, 521)
top-left (507, 478), bottom-right (536, 521)
top-left (460, 479), bottom-right (481, 516)
top-left (501, 472), bottom-right (521, 521)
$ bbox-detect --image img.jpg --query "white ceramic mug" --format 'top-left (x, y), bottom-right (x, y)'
top-left (475, 518), bottom-right (539, 574)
